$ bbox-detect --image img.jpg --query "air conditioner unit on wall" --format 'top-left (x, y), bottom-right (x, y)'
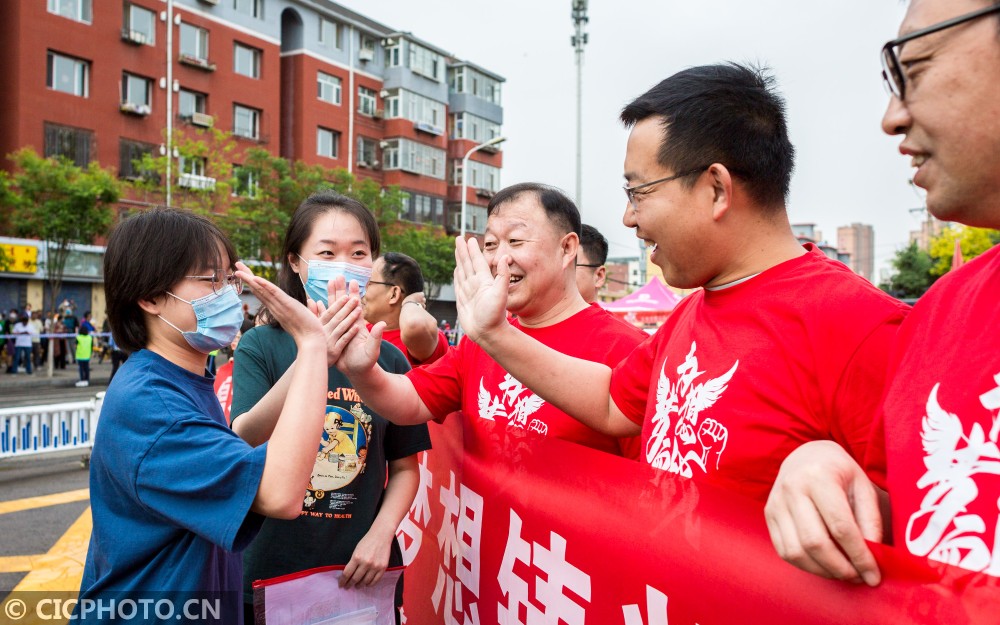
top-left (358, 49), bottom-right (374, 62)
top-left (190, 112), bottom-right (214, 128)
top-left (198, 0), bottom-right (219, 5)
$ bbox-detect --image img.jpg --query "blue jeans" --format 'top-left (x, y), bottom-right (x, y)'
top-left (15, 346), bottom-right (33, 374)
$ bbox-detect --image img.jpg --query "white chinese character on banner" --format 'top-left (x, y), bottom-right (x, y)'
top-left (497, 509), bottom-right (592, 625)
top-left (432, 471), bottom-right (484, 624)
top-left (397, 452), bottom-right (435, 565)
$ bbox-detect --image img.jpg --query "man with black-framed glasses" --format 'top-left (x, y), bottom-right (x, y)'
top-left (449, 63), bottom-right (908, 504)
top-left (766, 0), bottom-right (1000, 587)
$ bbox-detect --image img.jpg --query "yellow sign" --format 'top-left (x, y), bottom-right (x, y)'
top-left (0, 244), bottom-right (39, 274)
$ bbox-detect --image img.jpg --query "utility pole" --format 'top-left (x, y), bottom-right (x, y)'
top-left (571, 0), bottom-right (588, 208)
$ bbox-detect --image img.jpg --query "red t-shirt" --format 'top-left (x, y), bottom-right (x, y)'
top-left (407, 304), bottom-right (646, 454)
top-left (213, 359), bottom-right (234, 424)
top-left (373, 326), bottom-right (450, 367)
top-left (866, 244), bottom-right (1000, 576)
top-left (610, 245), bottom-right (909, 502)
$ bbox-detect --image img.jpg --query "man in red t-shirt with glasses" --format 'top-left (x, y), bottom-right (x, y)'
top-left (765, 0), bottom-right (1000, 588)
top-left (447, 63), bottom-right (908, 504)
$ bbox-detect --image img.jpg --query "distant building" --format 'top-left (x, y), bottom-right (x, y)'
top-left (0, 0), bottom-right (504, 312)
top-left (909, 214), bottom-right (946, 252)
top-left (837, 222), bottom-right (875, 282)
top-left (602, 256), bottom-right (641, 301)
top-left (791, 223), bottom-right (847, 264)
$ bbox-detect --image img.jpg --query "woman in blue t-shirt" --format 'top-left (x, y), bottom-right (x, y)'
top-left (80, 208), bottom-right (363, 624)
top-left (231, 191), bottom-right (431, 623)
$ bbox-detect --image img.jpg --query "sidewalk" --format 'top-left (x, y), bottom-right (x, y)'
top-left (0, 359), bottom-right (113, 390)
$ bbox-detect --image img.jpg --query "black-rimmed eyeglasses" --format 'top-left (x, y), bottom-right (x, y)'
top-left (623, 168), bottom-right (706, 210)
top-left (881, 3), bottom-right (1000, 99)
top-left (186, 273), bottom-right (244, 295)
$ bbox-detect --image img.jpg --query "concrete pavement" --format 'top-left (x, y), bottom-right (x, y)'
top-left (0, 359), bottom-right (113, 391)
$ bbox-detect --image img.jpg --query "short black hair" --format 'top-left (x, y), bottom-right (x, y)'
top-left (104, 208), bottom-right (237, 354)
top-left (621, 62), bottom-right (795, 209)
top-left (487, 182), bottom-right (582, 237)
top-left (278, 191), bottom-right (381, 305)
top-left (380, 252), bottom-right (424, 296)
top-left (579, 224), bottom-right (608, 265)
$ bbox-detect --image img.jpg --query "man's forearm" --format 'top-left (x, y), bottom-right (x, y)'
top-left (348, 366), bottom-right (436, 425)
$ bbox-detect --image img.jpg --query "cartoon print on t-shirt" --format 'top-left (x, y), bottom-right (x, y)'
top-left (906, 374), bottom-right (1000, 575)
top-left (646, 341), bottom-right (738, 477)
top-left (305, 403), bottom-right (374, 509)
top-left (477, 373), bottom-right (547, 435)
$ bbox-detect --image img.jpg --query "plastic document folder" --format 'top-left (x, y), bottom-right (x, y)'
top-left (252, 564), bottom-right (403, 625)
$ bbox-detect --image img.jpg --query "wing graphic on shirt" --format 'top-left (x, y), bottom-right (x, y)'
top-left (478, 378), bottom-right (506, 421)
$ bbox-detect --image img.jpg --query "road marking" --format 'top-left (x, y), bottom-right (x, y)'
top-left (0, 554), bottom-right (34, 573)
top-left (0, 489), bottom-right (90, 516)
top-left (12, 507), bottom-right (91, 593)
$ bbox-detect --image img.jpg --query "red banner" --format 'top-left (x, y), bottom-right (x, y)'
top-left (396, 414), bottom-right (1000, 625)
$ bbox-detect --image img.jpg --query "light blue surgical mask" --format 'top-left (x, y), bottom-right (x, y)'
top-left (297, 255), bottom-right (372, 306)
top-left (159, 285), bottom-right (244, 354)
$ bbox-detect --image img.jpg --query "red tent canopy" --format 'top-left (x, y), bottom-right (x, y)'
top-left (601, 277), bottom-right (683, 326)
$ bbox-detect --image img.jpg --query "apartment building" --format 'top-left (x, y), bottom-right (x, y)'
top-left (0, 0), bottom-right (504, 311)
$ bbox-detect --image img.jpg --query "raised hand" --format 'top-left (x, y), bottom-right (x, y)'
top-left (235, 262), bottom-right (323, 346)
top-left (764, 440), bottom-right (883, 586)
top-left (453, 236), bottom-right (510, 342)
top-left (333, 280), bottom-right (384, 377)
top-left (314, 275), bottom-right (364, 367)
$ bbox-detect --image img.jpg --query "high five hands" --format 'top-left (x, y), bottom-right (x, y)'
top-left (453, 236), bottom-right (509, 343)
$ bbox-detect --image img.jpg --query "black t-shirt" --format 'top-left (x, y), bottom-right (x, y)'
top-left (232, 324), bottom-right (432, 602)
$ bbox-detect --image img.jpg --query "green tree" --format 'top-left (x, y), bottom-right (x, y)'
top-left (126, 127), bottom-right (236, 213)
top-left (928, 225), bottom-right (1000, 276)
top-left (382, 225), bottom-right (456, 299)
top-left (6, 148), bottom-right (120, 304)
top-left (880, 241), bottom-right (935, 299)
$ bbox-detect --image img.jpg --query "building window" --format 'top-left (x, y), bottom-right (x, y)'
top-left (232, 164), bottom-right (259, 198)
top-left (384, 42), bottom-right (401, 67)
top-left (453, 159), bottom-right (501, 192)
top-left (319, 18), bottom-right (342, 49)
top-left (121, 73), bottom-right (152, 114)
top-left (408, 43), bottom-right (443, 82)
top-left (180, 23), bottom-right (209, 63)
top-left (382, 139), bottom-right (445, 180)
top-left (47, 0), bottom-right (91, 23)
top-left (180, 156), bottom-right (205, 176)
top-left (234, 43), bottom-right (261, 78)
top-left (402, 193), bottom-right (444, 226)
top-left (123, 4), bottom-right (155, 45)
top-left (357, 137), bottom-right (377, 167)
top-left (450, 204), bottom-right (487, 235)
top-left (119, 139), bottom-right (156, 181)
top-left (233, 0), bottom-right (262, 19)
top-left (178, 89), bottom-right (207, 118)
top-left (44, 122), bottom-right (92, 167)
top-left (317, 72), bottom-right (342, 105)
top-left (233, 104), bottom-right (260, 140)
top-left (317, 128), bottom-right (340, 159)
top-left (358, 86), bottom-right (377, 116)
top-left (450, 112), bottom-right (501, 142)
top-left (46, 51), bottom-right (89, 97)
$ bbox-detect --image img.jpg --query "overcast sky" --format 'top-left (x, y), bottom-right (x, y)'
top-left (338, 0), bottom-right (918, 278)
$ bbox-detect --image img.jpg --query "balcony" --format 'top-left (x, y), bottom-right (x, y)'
top-left (119, 102), bottom-right (151, 117)
top-left (179, 53), bottom-right (216, 72)
top-left (178, 173), bottom-right (216, 191)
top-left (475, 188), bottom-right (495, 199)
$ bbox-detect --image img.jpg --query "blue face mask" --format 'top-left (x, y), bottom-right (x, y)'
top-left (159, 285), bottom-right (244, 354)
top-left (298, 256), bottom-right (372, 306)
